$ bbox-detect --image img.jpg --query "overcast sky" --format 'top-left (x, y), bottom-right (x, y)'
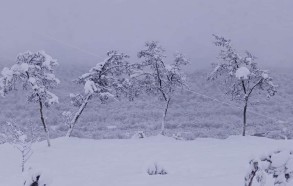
top-left (0, 0), bottom-right (292, 70)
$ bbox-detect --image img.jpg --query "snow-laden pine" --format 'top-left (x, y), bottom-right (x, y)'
top-left (0, 51), bottom-right (60, 147)
top-left (209, 35), bottom-right (277, 136)
top-left (135, 41), bottom-right (189, 135)
top-left (67, 51), bottom-right (136, 137)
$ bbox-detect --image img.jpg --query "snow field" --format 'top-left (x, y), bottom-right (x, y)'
top-left (1, 135), bottom-right (293, 186)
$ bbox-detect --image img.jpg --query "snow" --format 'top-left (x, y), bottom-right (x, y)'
top-left (270, 150), bottom-right (291, 168)
top-left (84, 80), bottom-right (98, 94)
top-left (130, 69), bottom-right (144, 78)
top-left (99, 92), bottom-right (114, 99)
top-left (210, 64), bottom-right (221, 77)
top-left (20, 63), bottom-right (29, 72)
top-left (258, 160), bottom-right (270, 170)
top-left (46, 91), bottom-right (59, 104)
top-left (18, 135), bottom-right (27, 142)
top-left (28, 77), bottom-right (36, 84)
top-left (268, 80), bottom-right (278, 88)
top-left (45, 73), bottom-right (60, 84)
top-left (1, 67), bottom-right (13, 81)
top-left (106, 125), bottom-right (117, 130)
top-left (10, 63), bottom-right (29, 73)
top-left (69, 93), bottom-right (75, 98)
top-left (245, 57), bottom-right (252, 64)
top-left (39, 51), bottom-right (58, 70)
top-left (1, 136), bottom-right (293, 186)
top-left (28, 77), bottom-right (39, 90)
top-left (286, 158), bottom-right (293, 172)
top-left (236, 66), bottom-right (250, 80)
top-left (91, 62), bottom-right (105, 72)
top-left (79, 72), bottom-right (92, 80)
top-left (10, 65), bottom-right (22, 75)
top-left (262, 73), bottom-right (269, 79)
top-left (165, 64), bottom-right (173, 71)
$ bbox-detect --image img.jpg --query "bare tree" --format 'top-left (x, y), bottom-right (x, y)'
top-left (136, 41), bottom-right (189, 135)
top-left (3, 122), bottom-right (39, 172)
top-left (66, 51), bottom-right (136, 137)
top-left (0, 51), bottom-right (60, 146)
top-left (209, 35), bottom-right (277, 136)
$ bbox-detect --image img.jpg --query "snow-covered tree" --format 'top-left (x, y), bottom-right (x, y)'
top-left (209, 35), bottom-right (277, 136)
top-left (4, 122), bottom-right (39, 172)
top-left (0, 51), bottom-right (60, 146)
top-left (245, 150), bottom-right (293, 186)
top-left (136, 41), bottom-right (189, 135)
top-left (66, 51), bottom-right (135, 137)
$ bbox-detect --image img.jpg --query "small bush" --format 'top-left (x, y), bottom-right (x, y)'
top-left (132, 131), bottom-right (146, 139)
top-left (147, 162), bottom-right (167, 175)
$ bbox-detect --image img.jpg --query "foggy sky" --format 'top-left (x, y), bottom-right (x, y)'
top-left (0, 0), bottom-right (292, 70)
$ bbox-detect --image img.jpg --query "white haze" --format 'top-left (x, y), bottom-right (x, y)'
top-left (0, 0), bottom-right (292, 70)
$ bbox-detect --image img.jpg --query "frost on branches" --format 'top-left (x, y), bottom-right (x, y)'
top-left (0, 51), bottom-right (60, 147)
top-left (67, 51), bottom-right (136, 137)
top-left (137, 41), bottom-right (189, 135)
top-left (245, 150), bottom-right (293, 186)
top-left (3, 122), bottom-right (38, 172)
top-left (209, 35), bottom-right (277, 136)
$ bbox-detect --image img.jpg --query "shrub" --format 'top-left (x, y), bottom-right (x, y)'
top-left (147, 162), bottom-right (168, 175)
top-left (132, 131), bottom-right (146, 139)
top-left (245, 150), bottom-right (293, 186)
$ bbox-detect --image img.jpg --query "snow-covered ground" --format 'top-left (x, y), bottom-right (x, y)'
top-left (1, 135), bottom-right (293, 186)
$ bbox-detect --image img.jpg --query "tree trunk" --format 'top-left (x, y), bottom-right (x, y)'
top-left (245, 162), bottom-right (259, 186)
top-left (39, 99), bottom-right (51, 147)
top-left (161, 98), bottom-right (171, 135)
top-left (21, 151), bottom-right (25, 172)
top-left (242, 99), bottom-right (248, 136)
top-left (66, 94), bottom-right (91, 137)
